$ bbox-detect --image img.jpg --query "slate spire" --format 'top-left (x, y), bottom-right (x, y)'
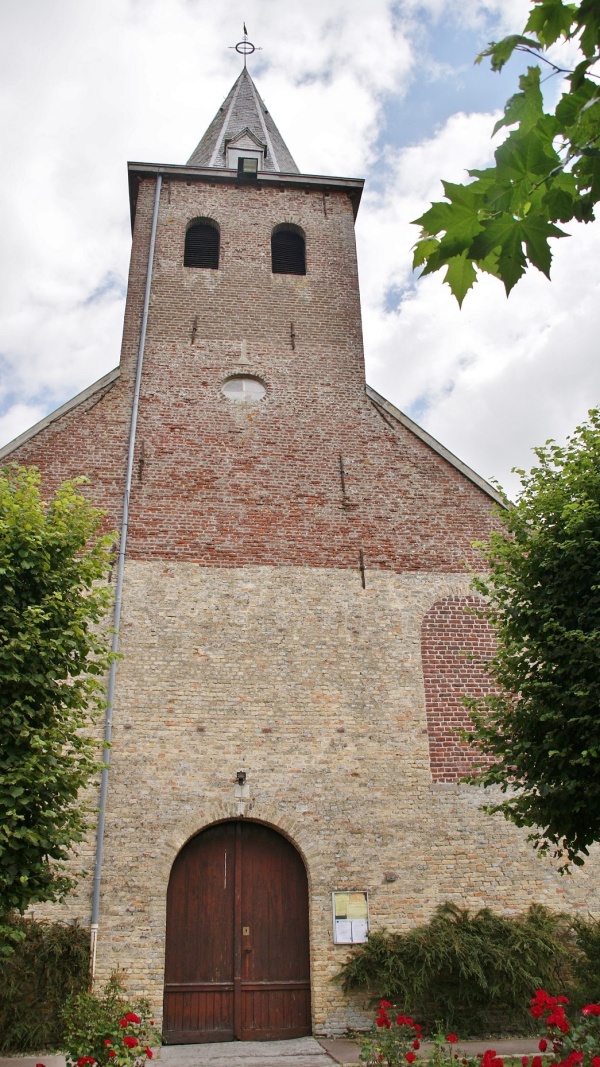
top-left (187, 68), bottom-right (299, 174)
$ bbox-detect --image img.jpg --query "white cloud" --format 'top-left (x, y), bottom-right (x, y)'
top-left (358, 109), bottom-right (600, 496)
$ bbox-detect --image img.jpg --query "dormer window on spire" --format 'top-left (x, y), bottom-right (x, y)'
top-left (226, 128), bottom-right (266, 172)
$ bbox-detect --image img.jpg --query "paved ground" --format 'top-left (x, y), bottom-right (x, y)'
top-left (0, 1035), bottom-right (544, 1067)
top-left (155, 1037), bottom-right (335, 1067)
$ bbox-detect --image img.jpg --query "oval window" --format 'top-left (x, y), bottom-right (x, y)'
top-left (222, 376), bottom-right (266, 403)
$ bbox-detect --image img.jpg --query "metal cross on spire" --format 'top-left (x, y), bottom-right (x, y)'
top-left (229, 24), bottom-right (262, 69)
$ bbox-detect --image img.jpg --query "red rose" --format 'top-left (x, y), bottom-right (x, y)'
top-left (532, 1057), bottom-right (543, 1067)
top-left (591, 1058), bottom-right (600, 1067)
top-left (557, 997), bottom-right (570, 1005)
top-left (379, 1000), bottom-right (392, 1008)
top-left (413, 1040), bottom-right (421, 1049)
top-left (447, 1035), bottom-right (458, 1044)
top-left (406, 1054), bottom-right (416, 1063)
top-left (482, 1053), bottom-right (502, 1067)
top-left (36, 1063), bottom-right (46, 1066)
top-left (531, 1006), bottom-right (544, 1018)
top-left (522, 1058), bottom-right (528, 1066)
top-left (125, 1013), bottom-right (141, 1024)
top-left (376, 1017), bottom-right (386, 1027)
top-left (547, 1006), bottom-right (569, 1033)
top-left (104, 1040), bottom-right (112, 1047)
top-left (123, 1037), bottom-right (139, 1049)
top-left (539, 1041), bottom-right (548, 1052)
top-left (149, 1021), bottom-right (154, 1026)
top-left (119, 1019), bottom-right (128, 1028)
top-left (145, 1050), bottom-right (153, 1060)
top-left (582, 1005), bottom-right (600, 1016)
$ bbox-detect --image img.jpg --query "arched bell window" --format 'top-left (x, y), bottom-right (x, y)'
top-left (184, 219), bottom-right (220, 269)
top-left (271, 225), bottom-right (306, 275)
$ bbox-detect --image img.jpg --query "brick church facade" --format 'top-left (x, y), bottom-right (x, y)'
top-left (2, 66), bottom-right (599, 1040)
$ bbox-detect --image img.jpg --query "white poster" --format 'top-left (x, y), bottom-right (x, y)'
top-left (351, 919), bottom-right (369, 943)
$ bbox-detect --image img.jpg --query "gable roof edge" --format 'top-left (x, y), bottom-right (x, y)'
top-left (0, 367), bottom-right (120, 462)
top-left (224, 127), bottom-right (266, 151)
top-left (365, 385), bottom-right (506, 508)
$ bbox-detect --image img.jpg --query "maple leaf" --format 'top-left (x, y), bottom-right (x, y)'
top-left (412, 0), bottom-right (600, 303)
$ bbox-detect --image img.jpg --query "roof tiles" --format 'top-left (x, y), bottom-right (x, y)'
top-left (187, 68), bottom-right (299, 173)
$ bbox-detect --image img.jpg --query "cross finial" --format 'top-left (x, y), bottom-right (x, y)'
top-left (229, 24), bottom-right (261, 69)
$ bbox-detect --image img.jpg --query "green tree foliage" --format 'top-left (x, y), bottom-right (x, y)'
top-left (337, 902), bottom-right (600, 1036)
top-left (465, 410), bottom-right (600, 869)
top-left (412, 0), bottom-right (600, 304)
top-left (0, 467), bottom-right (114, 940)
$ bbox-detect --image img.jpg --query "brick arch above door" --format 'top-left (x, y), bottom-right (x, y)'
top-left (159, 801), bottom-right (322, 894)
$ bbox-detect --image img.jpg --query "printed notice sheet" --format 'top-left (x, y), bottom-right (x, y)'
top-left (332, 892), bottom-right (369, 943)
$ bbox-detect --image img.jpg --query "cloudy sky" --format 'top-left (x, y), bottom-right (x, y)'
top-left (1, 0), bottom-right (598, 497)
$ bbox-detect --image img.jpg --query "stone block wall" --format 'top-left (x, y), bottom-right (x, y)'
top-left (36, 563), bottom-right (600, 1033)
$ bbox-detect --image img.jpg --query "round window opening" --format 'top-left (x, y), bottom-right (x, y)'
top-left (222, 375), bottom-right (266, 403)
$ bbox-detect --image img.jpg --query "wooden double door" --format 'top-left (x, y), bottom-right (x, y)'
top-left (163, 821), bottom-right (311, 1043)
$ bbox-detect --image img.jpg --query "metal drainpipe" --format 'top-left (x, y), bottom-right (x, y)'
top-left (90, 172), bottom-right (162, 984)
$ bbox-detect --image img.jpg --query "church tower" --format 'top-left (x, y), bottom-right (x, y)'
top-left (3, 52), bottom-right (600, 1043)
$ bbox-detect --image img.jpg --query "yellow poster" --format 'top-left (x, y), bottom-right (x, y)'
top-left (334, 893), bottom-right (349, 917)
top-left (347, 892), bottom-right (368, 920)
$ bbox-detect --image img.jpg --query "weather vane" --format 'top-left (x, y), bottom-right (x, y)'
top-left (229, 23), bottom-right (261, 69)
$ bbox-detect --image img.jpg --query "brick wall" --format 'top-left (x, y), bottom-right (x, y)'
top-left (422, 595), bottom-right (496, 781)
top-left (4, 175), bottom-right (498, 572)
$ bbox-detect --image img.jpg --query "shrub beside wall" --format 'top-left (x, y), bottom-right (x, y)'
top-left (338, 903), bottom-right (600, 1037)
top-left (0, 914), bottom-right (90, 1053)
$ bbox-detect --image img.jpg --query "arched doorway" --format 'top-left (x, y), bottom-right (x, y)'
top-left (163, 820), bottom-right (311, 1043)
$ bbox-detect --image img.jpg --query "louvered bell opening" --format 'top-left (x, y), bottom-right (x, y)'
top-left (184, 224), bottom-right (219, 269)
top-left (272, 230), bottom-right (306, 275)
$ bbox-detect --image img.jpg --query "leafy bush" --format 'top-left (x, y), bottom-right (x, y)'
top-left (0, 913), bottom-right (89, 1052)
top-left (337, 903), bottom-right (597, 1036)
top-left (571, 917), bottom-right (600, 1007)
top-left (61, 974), bottom-right (161, 1067)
